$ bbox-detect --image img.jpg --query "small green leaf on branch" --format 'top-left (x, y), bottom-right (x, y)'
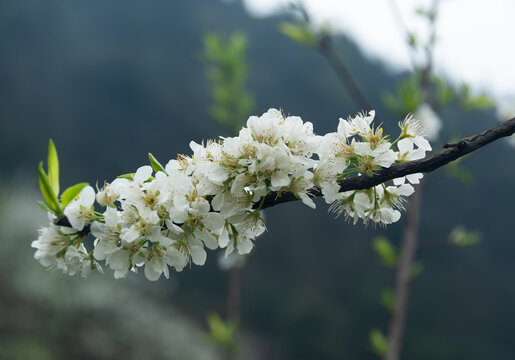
top-left (47, 139), bottom-right (60, 195)
top-left (38, 161), bottom-right (60, 215)
top-left (380, 289), bottom-right (396, 314)
top-left (118, 173), bottom-right (135, 180)
top-left (148, 153), bottom-right (167, 175)
top-left (449, 225), bottom-right (482, 247)
top-left (369, 328), bottom-right (389, 356)
top-left (372, 236), bottom-right (397, 267)
top-left (206, 313), bottom-right (237, 353)
top-left (279, 22), bottom-right (317, 46)
top-left (61, 183), bottom-right (90, 209)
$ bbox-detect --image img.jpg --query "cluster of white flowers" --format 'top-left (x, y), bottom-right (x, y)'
top-left (33, 109), bottom-right (431, 281)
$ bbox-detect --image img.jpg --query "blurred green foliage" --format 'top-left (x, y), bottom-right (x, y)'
top-left (369, 328), bottom-right (389, 357)
top-left (373, 236), bottom-right (398, 268)
top-left (279, 22), bottom-right (317, 47)
top-left (383, 73), bottom-right (494, 118)
top-left (449, 225), bottom-right (482, 247)
top-left (206, 312), bottom-right (237, 356)
top-left (204, 32), bottom-right (255, 135)
top-left (410, 261), bottom-right (424, 280)
top-left (444, 157), bottom-right (475, 184)
top-left (382, 75), bottom-right (423, 116)
top-left (458, 84), bottom-right (495, 111)
top-left (380, 289), bottom-right (396, 314)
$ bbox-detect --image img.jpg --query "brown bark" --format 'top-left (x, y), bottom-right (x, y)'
top-left (226, 267), bottom-right (242, 324)
top-left (55, 117), bottom-right (515, 231)
top-left (260, 117), bottom-right (515, 210)
top-left (384, 182), bottom-right (423, 360)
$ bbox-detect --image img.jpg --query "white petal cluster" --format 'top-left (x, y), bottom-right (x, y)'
top-left (33, 109), bottom-right (431, 280)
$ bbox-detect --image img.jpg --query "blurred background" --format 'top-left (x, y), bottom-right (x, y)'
top-left (1, 0), bottom-right (514, 359)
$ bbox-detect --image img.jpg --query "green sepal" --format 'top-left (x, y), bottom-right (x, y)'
top-left (47, 139), bottom-right (60, 196)
top-left (148, 153), bottom-right (168, 175)
top-left (38, 162), bottom-right (60, 214)
top-left (61, 182), bottom-right (89, 209)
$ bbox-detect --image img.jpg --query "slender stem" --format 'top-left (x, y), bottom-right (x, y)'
top-left (383, 3), bottom-right (439, 358)
top-left (384, 182), bottom-right (423, 360)
top-left (386, 0), bottom-right (418, 70)
top-left (294, 2), bottom-right (379, 117)
top-left (226, 267), bottom-right (242, 324)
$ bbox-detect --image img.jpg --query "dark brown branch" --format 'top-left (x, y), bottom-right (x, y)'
top-left (55, 217), bottom-right (91, 236)
top-left (294, 2), bottom-right (378, 117)
top-left (261, 117), bottom-right (515, 210)
top-left (53, 118), bottom-right (515, 227)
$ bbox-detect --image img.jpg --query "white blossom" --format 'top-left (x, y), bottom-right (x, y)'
top-left (63, 185), bottom-right (96, 231)
top-left (34, 108), bottom-right (430, 280)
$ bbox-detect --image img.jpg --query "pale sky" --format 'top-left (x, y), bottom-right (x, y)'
top-left (242, 0), bottom-right (515, 101)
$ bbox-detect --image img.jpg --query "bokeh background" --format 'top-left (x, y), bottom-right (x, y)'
top-left (1, 1), bottom-right (514, 359)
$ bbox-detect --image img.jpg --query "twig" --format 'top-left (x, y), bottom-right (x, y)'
top-left (384, 3), bottom-right (439, 359)
top-left (260, 117), bottom-right (515, 209)
top-left (226, 267), bottom-right (242, 324)
top-left (385, 183), bottom-right (422, 360)
top-left (294, 2), bottom-right (378, 116)
top-left (386, 0), bottom-right (418, 70)
top-left (53, 117), bottom-right (515, 226)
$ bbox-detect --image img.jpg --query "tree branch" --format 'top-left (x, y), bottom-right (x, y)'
top-left (54, 118), bottom-right (515, 227)
top-left (261, 117), bottom-right (515, 210)
top-left (294, 3), bottom-right (378, 117)
top-left (385, 183), bottom-right (422, 360)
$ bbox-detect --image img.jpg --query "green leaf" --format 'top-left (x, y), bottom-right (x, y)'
top-left (445, 161), bottom-right (475, 184)
top-left (37, 200), bottom-right (53, 213)
top-left (38, 162), bottom-right (60, 214)
top-left (449, 225), bottom-right (482, 247)
top-left (148, 153), bottom-right (167, 175)
top-left (410, 261), bottom-right (424, 280)
top-left (372, 236), bottom-right (397, 267)
top-left (380, 289), bottom-right (395, 314)
top-left (381, 76), bottom-right (422, 115)
top-left (407, 32), bottom-right (418, 48)
top-left (369, 328), bottom-right (388, 356)
top-left (118, 173), bottom-right (135, 180)
top-left (434, 75), bottom-right (457, 106)
top-left (459, 84), bottom-right (495, 110)
top-left (206, 313), bottom-right (236, 352)
top-left (279, 22), bottom-right (317, 47)
top-left (203, 31), bottom-right (255, 135)
top-left (47, 139), bottom-right (60, 196)
top-left (61, 183), bottom-right (89, 209)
